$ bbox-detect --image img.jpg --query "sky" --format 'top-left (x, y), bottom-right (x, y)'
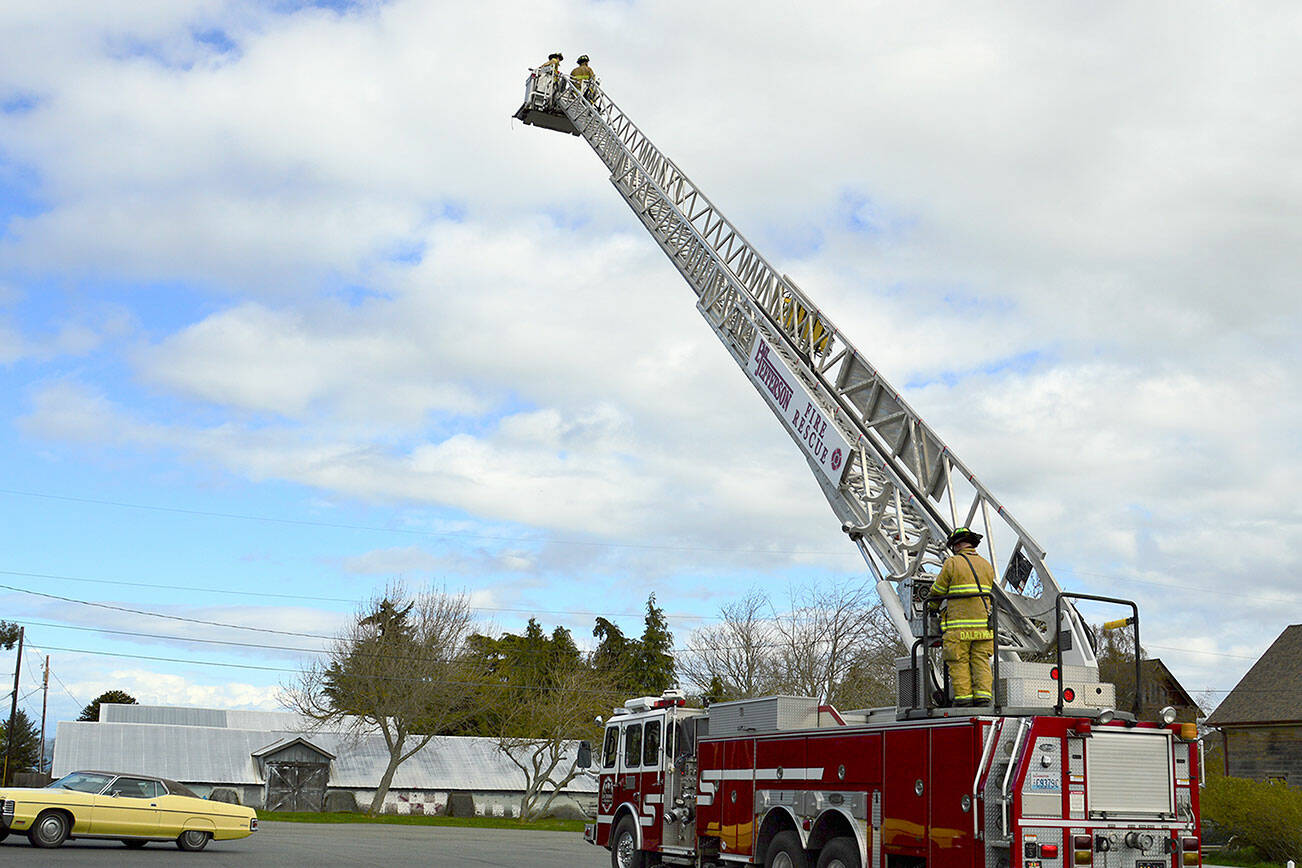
top-left (0, 0), bottom-right (1298, 729)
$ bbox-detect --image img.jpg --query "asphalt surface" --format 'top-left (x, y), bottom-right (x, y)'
top-left (0, 822), bottom-right (606, 867)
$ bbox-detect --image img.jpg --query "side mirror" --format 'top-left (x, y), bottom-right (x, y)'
top-left (576, 740), bottom-right (592, 769)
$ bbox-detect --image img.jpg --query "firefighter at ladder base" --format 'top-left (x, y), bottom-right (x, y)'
top-left (929, 527), bottom-right (996, 706)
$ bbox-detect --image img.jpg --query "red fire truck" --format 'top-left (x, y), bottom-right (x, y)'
top-left (515, 63), bottom-right (1204, 867)
top-left (583, 691), bottom-right (1200, 868)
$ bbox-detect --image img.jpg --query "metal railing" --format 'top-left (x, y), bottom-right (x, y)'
top-left (908, 589), bottom-right (1000, 715)
top-left (1054, 593), bottom-right (1140, 717)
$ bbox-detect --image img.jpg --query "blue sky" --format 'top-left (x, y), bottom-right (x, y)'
top-left (0, 0), bottom-right (1299, 727)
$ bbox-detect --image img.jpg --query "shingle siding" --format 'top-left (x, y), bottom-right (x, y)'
top-left (1223, 724), bottom-right (1302, 784)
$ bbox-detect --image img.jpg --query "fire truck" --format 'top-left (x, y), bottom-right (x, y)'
top-left (514, 64), bottom-right (1203, 868)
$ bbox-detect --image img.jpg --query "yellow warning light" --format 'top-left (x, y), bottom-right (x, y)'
top-left (1179, 722), bottom-right (1199, 740)
top-left (781, 299), bottom-right (831, 355)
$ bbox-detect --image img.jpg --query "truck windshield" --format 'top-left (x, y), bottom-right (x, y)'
top-left (48, 772), bottom-right (113, 794)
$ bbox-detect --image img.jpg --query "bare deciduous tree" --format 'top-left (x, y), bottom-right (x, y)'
top-left (679, 581), bottom-right (903, 709)
top-left (491, 663), bottom-right (614, 821)
top-left (283, 585), bottom-right (482, 815)
top-left (769, 579), bottom-right (888, 704)
top-left (679, 589), bottom-right (772, 701)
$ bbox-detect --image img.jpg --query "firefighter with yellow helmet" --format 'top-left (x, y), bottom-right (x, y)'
top-left (929, 527), bottom-right (996, 706)
top-left (570, 54), bottom-right (597, 99)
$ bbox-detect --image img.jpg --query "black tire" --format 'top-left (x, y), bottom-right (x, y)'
top-left (176, 830), bottom-right (211, 852)
top-left (0, 828), bottom-right (8, 842)
top-left (816, 836), bottom-right (860, 868)
top-left (122, 838), bottom-right (148, 848)
top-left (609, 815), bottom-right (644, 868)
top-left (766, 830), bottom-right (808, 868)
top-left (27, 810), bottom-right (70, 849)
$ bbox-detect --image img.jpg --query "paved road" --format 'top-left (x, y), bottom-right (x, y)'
top-left (0, 822), bottom-right (607, 867)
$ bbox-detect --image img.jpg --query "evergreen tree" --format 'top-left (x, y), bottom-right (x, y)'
top-left (78, 689), bottom-right (138, 722)
top-left (704, 674), bottom-right (730, 705)
top-left (592, 617), bottom-right (638, 692)
top-left (1, 709), bottom-right (42, 783)
top-left (638, 593), bottom-right (676, 695)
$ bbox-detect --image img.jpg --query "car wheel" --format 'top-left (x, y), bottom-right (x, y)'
top-left (766, 830), bottom-right (808, 868)
top-left (816, 836), bottom-right (860, 868)
top-left (27, 810), bottom-right (70, 849)
top-left (176, 830), bottom-right (211, 852)
top-left (609, 815), bottom-right (644, 868)
top-left (122, 838), bottom-right (149, 848)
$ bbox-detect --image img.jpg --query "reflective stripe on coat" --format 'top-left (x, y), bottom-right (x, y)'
top-left (930, 550), bottom-right (995, 641)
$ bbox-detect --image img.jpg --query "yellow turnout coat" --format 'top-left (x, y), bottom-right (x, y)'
top-left (930, 550), bottom-right (995, 641)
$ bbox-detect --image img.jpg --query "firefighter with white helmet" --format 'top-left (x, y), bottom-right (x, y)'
top-left (929, 527), bottom-right (996, 706)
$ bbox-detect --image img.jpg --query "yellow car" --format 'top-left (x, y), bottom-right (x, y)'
top-left (0, 770), bottom-right (258, 851)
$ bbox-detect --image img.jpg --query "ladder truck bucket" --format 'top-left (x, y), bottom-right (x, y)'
top-left (513, 71), bottom-right (579, 136)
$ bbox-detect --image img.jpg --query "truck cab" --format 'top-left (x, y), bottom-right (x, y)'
top-left (589, 692), bottom-right (706, 862)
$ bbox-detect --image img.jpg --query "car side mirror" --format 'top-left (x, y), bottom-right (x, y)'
top-left (110, 792), bottom-right (120, 798)
top-left (576, 740), bottom-right (592, 769)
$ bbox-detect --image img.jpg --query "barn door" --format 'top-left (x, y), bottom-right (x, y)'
top-left (266, 761), bottom-right (328, 812)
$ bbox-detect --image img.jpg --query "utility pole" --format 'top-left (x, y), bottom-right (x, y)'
top-left (39, 656), bottom-right (49, 777)
top-left (3, 626), bottom-right (23, 786)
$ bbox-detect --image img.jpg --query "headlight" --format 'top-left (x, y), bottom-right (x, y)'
top-left (1160, 706), bottom-right (1178, 725)
top-left (1097, 708), bottom-right (1115, 724)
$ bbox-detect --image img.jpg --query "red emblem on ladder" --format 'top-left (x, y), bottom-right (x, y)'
top-left (831, 448), bottom-right (842, 471)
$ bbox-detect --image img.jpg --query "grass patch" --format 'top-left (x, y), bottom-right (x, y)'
top-left (255, 810), bottom-right (584, 833)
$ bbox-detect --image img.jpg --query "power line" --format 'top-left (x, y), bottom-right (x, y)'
top-left (29, 644), bottom-right (642, 697)
top-left (0, 487), bottom-right (844, 557)
top-left (0, 582), bottom-right (332, 639)
top-left (6, 611), bottom-right (1271, 682)
top-left (20, 641), bottom-right (1281, 699)
top-left (1, 490), bottom-right (1285, 621)
top-left (1, 571), bottom-right (1279, 667)
top-left (0, 568), bottom-right (717, 623)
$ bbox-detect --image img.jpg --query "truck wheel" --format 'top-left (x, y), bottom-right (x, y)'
top-left (766, 830), bottom-right (808, 868)
top-left (816, 836), bottom-right (860, 868)
top-left (610, 816), bottom-right (644, 868)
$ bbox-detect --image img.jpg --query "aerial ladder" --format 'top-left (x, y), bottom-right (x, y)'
top-left (515, 64), bottom-right (1124, 715)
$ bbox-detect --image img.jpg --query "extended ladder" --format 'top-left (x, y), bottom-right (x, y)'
top-left (515, 69), bottom-right (1098, 670)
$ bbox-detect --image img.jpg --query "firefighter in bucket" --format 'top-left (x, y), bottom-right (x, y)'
top-left (929, 527), bottom-right (996, 706)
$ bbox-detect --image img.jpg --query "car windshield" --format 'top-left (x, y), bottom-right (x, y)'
top-left (47, 772), bottom-right (113, 794)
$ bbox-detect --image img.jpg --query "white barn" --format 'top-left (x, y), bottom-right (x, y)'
top-left (52, 704), bottom-right (596, 816)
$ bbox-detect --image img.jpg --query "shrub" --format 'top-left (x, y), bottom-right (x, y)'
top-left (1201, 775), bottom-right (1302, 862)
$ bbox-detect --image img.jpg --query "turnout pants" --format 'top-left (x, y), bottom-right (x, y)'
top-left (943, 632), bottom-right (994, 703)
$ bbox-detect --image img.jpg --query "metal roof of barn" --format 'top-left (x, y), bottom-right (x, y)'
top-left (99, 704), bottom-right (320, 731)
top-left (252, 736), bottom-right (336, 760)
top-left (52, 719), bottom-right (596, 792)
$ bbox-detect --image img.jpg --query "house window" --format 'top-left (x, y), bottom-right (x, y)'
top-left (1266, 773), bottom-right (1287, 785)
